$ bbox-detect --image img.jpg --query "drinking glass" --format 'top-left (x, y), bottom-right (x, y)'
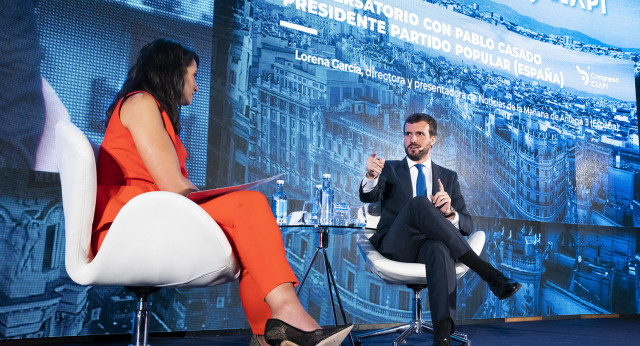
top-left (333, 202), bottom-right (350, 226)
top-left (302, 200), bottom-right (318, 225)
top-left (350, 205), bottom-right (367, 227)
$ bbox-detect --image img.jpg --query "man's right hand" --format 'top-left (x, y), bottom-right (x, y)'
top-left (366, 151), bottom-right (385, 179)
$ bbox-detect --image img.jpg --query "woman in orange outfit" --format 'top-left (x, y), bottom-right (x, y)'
top-left (92, 39), bottom-right (351, 346)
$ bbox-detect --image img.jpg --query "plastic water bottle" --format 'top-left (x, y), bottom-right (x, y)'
top-left (320, 174), bottom-right (334, 225)
top-left (272, 180), bottom-right (288, 225)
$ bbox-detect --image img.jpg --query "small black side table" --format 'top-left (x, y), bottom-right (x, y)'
top-left (281, 225), bottom-right (361, 346)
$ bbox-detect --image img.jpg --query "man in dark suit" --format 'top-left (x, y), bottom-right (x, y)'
top-left (360, 113), bottom-right (521, 345)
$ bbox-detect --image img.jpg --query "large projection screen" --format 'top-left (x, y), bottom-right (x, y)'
top-left (0, 0), bottom-right (638, 340)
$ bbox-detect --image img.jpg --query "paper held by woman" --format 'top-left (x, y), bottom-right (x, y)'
top-left (187, 174), bottom-right (284, 203)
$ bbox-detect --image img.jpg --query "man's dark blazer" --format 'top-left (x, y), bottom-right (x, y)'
top-left (359, 157), bottom-right (474, 250)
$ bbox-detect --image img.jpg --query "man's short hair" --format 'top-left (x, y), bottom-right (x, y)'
top-left (404, 113), bottom-right (437, 137)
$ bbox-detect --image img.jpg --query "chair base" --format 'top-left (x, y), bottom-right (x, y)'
top-left (355, 285), bottom-right (469, 345)
top-left (126, 287), bottom-right (161, 346)
top-left (355, 319), bottom-right (470, 346)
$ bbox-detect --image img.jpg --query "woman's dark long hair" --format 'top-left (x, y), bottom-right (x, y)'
top-left (105, 38), bottom-right (199, 134)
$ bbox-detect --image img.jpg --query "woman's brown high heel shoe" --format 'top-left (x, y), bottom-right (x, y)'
top-left (264, 319), bottom-right (353, 346)
top-left (249, 334), bottom-right (261, 346)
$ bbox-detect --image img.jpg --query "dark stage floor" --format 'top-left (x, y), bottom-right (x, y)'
top-left (3, 316), bottom-right (639, 346)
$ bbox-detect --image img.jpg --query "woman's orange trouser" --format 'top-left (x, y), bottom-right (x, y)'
top-left (197, 190), bottom-right (297, 334)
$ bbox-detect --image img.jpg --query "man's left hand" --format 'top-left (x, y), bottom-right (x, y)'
top-left (431, 179), bottom-right (453, 216)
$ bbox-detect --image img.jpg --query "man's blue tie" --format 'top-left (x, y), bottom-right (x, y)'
top-left (415, 163), bottom-right (427, 197)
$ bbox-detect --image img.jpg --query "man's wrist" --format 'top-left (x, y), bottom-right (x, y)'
top-left (365, 171), bottom-right (378, 179)
top-left (444, 207), bottom-right (455, 218)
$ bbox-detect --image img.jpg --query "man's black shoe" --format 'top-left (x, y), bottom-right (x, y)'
top-left (432, 336), bottom-right (450, 346)
top-left (490, 276), bottom-right (522, 300)
top-left (433, 318), bottom-right (453, 346)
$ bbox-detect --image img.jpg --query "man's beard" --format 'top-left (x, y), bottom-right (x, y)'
top-left (405, 144), bottom-right (430, 161)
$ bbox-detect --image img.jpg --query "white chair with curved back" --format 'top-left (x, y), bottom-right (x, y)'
top-left (355, 205), bottom-right (485, 345)
top-left (55, 119), bottom-right (240, 346)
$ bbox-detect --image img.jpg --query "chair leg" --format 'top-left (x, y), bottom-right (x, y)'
top-left (355, 323), bottom-right (412, 345)
top-left (451, 329), bottom-right (471, 345)
top-left (393, 319), bottom-right (421, 345)
top-left (126, 287), bottom-right (160, 346)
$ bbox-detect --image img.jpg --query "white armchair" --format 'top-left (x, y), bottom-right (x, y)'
top-left (356, 206), bottom-right (485, 345)
top-left (55, 120), bottom-right (240, 346)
